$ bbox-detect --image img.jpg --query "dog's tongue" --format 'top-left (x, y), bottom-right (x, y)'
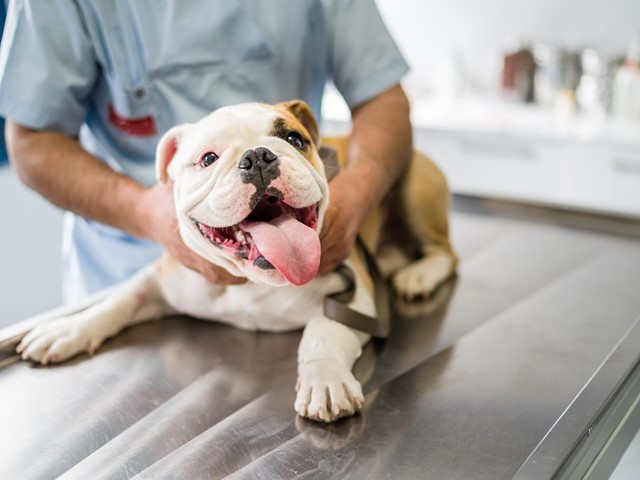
top-left (241, 214), bottom-right (320, 286)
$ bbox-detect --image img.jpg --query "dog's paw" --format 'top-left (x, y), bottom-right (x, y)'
top-left (295, 359), bottom-right (364, 423)
top-left (393, 253), bottom-right (454, 301)
top-left (16, 316), bottom-right (103, 365)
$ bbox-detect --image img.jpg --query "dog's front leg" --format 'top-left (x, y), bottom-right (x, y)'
top-left (295, 249), bottom-right (378, 423)
top-left (17, 263), bottom-right (172, 364)
top-left (295, 317), bottom-right (370, 422)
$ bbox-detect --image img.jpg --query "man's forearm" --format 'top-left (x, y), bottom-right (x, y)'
top-left (338, 85), bottom-right (412, 221)
top-left (6, 121), bottom-right (150, 239)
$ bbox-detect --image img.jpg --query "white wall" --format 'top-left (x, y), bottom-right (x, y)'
top-left (377, 0), bottom-right (640, 97)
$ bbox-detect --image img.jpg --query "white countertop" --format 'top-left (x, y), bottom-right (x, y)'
top-left (323, 86), bottom-right (640, 147)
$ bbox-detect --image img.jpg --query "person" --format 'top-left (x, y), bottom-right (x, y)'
top-left (0, 0), bottom-right (412, 304)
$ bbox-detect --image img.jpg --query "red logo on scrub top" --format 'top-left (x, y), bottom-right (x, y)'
top-left (108, 104), bottom-right (157, 137)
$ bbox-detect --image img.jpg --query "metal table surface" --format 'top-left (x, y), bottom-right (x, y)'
top-left (1, 198), bottom-right (639, 480)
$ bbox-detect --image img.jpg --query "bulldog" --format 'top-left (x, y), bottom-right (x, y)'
top-left (16, 101), bottom-right (457, 422)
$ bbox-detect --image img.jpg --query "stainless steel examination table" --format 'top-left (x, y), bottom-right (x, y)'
top-left (1, 197), bottom-right (639, 480)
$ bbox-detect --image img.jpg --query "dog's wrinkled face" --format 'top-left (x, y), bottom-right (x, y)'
top-left (156, 101), bottom-right (329, 286)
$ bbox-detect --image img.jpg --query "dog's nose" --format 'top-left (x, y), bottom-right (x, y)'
top-left (238, 147), bottom-right (278, 170)
top-left (238, 147), bottom-right (279, 185)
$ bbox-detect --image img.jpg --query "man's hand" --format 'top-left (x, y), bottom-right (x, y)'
top-left (317, 85), bottom-right (412, 275)
top-left (139, 184), bottom-right (247, 285)
top-left (317, 172), bottom-right (363, 275)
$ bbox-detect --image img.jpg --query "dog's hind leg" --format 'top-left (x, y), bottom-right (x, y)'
top-left (17, 262), bottom-right (173, 364)
top-left (392, 150), bottom-right (458, 301)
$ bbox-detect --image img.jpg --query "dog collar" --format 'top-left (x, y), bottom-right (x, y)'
top-left (324, 237), bottom-right (391, 339)
top-left (318, 146), bottom-right (340, 181)
top-left (318, 146), bottom-right (391, 338)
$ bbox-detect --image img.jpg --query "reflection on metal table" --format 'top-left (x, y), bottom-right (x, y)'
top-left (1, 197), bottom-right (639, 480)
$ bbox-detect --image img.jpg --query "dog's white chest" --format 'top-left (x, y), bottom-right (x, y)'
top-left (158, 265), bottom-right (345, 332)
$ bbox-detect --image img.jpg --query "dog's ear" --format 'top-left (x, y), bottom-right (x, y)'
top-left (276, 100), bottom-right (320, 147)
top-left (156, 124), bottom-right (190, 184)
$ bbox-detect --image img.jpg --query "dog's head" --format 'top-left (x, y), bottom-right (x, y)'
top-left (156, 101), bottom-right (329, 286)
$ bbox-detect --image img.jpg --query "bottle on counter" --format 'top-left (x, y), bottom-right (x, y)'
top-left (502, 42), bottom-right (536, 103)
top-left (611, 32), bottom-right (640, 123)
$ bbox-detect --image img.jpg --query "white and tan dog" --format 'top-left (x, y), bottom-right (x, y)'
top-left (17, 101), bottom-right (457, 422)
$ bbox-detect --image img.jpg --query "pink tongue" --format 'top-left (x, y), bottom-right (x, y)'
top-left (241, 214), bottom-right (320, 286)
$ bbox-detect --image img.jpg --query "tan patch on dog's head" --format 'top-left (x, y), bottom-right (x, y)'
top-left (269, 100), bottom-right (322, 170)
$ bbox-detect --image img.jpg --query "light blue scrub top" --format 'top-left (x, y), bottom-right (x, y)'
top-left (0, 0), bottom-right (409, 303)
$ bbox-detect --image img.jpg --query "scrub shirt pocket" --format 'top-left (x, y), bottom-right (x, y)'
top-left (101, 1), bottom-right (276, 139)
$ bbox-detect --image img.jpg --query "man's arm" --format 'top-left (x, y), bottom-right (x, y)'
top-left (318, 84), bottom-right (412, 274)
top-left (5, 121), bottom-right (245, 284)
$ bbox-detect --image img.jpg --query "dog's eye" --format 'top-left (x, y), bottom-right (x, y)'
top-left (286, 132), bottom-right (305, 149)
top-left (199, 152), bottom-right (218, 167)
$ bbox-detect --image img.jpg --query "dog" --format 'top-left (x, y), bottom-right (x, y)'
top-left (16, 100), bottom-right (457, 422)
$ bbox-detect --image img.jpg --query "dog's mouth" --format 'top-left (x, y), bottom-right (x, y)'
top-left (194, 194), bottom-right (321, 286)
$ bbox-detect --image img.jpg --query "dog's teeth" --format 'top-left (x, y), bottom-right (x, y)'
top-left (234, 230), bottom-right (247, 244)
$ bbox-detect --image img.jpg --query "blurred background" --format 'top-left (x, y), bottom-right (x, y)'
top-left (325, 0), bottom-right (640, 220)
top-left (1, 0), bottom-right (640, 324)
